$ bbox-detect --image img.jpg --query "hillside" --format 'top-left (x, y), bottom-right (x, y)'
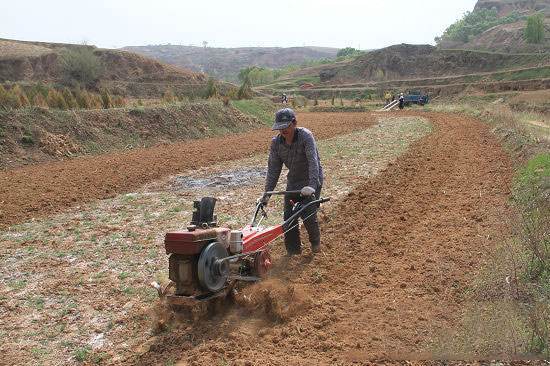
top-left (122, 45), bottom-right (339, 82)
top-left (438, 0), bottom-right (550, 52)
top-left (0, 99), bottom-right (276, 169)
top-left (302, 44), bottom-right (549, 84)
top-left (0, 39), bottom-right (208, 98)
top-left (474, 0), bottom-right (550, 16)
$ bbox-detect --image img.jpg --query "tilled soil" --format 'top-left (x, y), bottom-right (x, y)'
top-left (0, 115), bottom-right (429, 366)
top-left (0, 113), bottom-right (376, 228)
top-left (133, 112), bottom-right (514, 365)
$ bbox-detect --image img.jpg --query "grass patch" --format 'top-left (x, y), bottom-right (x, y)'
top-left (492, 67), bottom-right (550, 82)
top-left (426, 101), bottom-right (549, 357)
top-left (513, 153), bottom-right (550, 357)
top-left (231, 98), bottom-right (277, 125)
top-left (73, 346), bottom-right (91, 362)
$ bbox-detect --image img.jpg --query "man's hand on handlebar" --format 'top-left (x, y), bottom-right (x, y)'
top-left (300, 186), bottom-right (315, 197)
top-left (258, 193), bottom-right (270, 206)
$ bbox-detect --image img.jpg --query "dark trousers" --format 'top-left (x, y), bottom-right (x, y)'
top-left (283, 187), bottom-right (322, 254)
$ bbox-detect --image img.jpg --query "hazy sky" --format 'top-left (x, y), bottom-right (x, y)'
top-left (2, 0), bottom-right (478, 49)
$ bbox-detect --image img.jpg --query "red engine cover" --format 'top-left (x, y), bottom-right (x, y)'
top-left (165, 228), bottom-right (230, 255)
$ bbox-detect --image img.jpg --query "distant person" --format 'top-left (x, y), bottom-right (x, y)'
top-left (384, 91), bottom-right (392, 106)
top-left (260, 108), bottom-right (324, 255)
top-left (281, 93), bottom-right (288, 104)
top-left (399, 93), bottom-right (405, 110)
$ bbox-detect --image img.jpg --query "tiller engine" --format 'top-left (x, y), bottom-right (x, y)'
top-left (157, 191), bottom-right (329, 305)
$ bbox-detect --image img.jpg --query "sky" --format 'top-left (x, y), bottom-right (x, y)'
top-left (1, 0), bottom-right (478, 50)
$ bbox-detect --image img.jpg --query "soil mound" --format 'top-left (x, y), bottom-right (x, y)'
top-left (235, 279), bottom-right (312, 322)
top-left (0, 101), bottom-right (264, 169)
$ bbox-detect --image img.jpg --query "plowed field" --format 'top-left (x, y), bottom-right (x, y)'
top-left (0, 111), bottom-right (514, 365)
top-left (0, 113), bottom-right (376, 228)
top-left (133, 112), bottom-right (513, 365)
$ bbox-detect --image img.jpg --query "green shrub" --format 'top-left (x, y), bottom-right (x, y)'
top-left (129, 105), bottom-right (146, 116)
top-left (436, 9), bottom-right (521, 43)
top-left (21, 135), bottom-right (34, 144)
top-left (336, 47), bottom-right (364, 60)
top-left (238, 66), bottom-right (275, 86)
top-left (226, 87), bottom-right (239, 100)
top-left (60, 47), bottom-right (103, 87)
top-left (205, 78), bottom-right (219, 99)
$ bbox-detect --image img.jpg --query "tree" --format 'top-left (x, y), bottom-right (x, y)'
top-left (525, 13), bottom-right (545, 44)
top-left (205, 78), bottom-right (219, 99)
top-left (337, 47), bottom-right (359, 58)
top-left (237, 74), bottom-right (253, 99)
top-left (60, 47), bottom-right (103, 87)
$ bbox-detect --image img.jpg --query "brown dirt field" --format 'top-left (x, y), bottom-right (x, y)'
top-left (131, 112), bottom-right (514, 365)
top-left (0, 113), bottom-right (376, 228)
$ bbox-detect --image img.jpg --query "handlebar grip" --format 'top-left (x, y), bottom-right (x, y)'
top-left (319, 198), bottom-right (331, 204)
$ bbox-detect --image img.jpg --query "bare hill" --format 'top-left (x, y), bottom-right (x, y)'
top-left (122, 45), bottom-right (339, 82)
top-left (0, 39), bottom-right (208, 97)
top-left (314, 44), bottom-right (549, 84)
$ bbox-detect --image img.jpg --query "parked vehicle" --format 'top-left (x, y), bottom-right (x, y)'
top-left (403, 91), bottom-right (429, 106)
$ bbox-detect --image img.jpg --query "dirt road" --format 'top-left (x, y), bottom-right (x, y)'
top-left (0, 113), bottom-right (376, 228)
top-left (132, 112), bottom-right (513, 365)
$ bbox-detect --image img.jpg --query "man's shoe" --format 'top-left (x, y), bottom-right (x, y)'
top-left (311, 244), bottom-right (321, 254)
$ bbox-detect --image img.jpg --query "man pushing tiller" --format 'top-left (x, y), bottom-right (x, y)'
top-left (260, 108), bottom-right (324, 255)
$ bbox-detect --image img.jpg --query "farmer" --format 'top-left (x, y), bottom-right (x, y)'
top-left (261, 108), bottom-right (324, 255)
top-left (399, 93), bottom-right (405, 110)
top-left (384, 91), bottom-right (392, 106)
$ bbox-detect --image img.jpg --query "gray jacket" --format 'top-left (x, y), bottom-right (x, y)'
top-left (265, 127), bottom-right (323, 191)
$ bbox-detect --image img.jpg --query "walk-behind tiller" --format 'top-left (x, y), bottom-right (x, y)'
top-left (153, 191), bottom-right (330, 306)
